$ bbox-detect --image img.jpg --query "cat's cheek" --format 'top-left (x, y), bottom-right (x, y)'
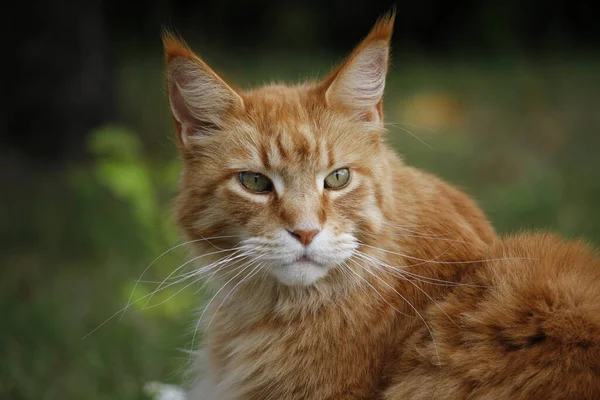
top-left (215, 179), bottom-right (276, 235)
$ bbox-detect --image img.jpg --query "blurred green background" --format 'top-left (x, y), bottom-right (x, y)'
top-left (2, 1), bottom-right (599, 399)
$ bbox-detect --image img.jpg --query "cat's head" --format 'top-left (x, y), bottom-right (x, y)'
top-left (165, 14), bottom-right (396, 286)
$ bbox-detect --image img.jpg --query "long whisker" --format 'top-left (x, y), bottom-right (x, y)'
top-left (356, 252), bottom-right (458, 327)
top-left (354, 251), bottom-right (480, 287)
top-left (142, 275), bottom-right (206, 311)
top-left (340, 261), bottom-right (411, 318)
top-left (195, 246), bottom-right (266, 293)
top-left (141, 251), bottom-right (255, 310)
top-left (381, 222), bottom-right (463, 241)
top-left (196, 245), bottom-right (267, 291)
top-left (83, 250), bottom-right (250, 339)
top-left (188, 254), bottom-right (264, 365)
top-left (347, 257), bottom-right (441, 366)
top-left (354, 246), bottom-right (463, 283)
top-left (380, 222), bottom-right (446, 237)
top-left (359, 242), bottom-right (530, 266)
top-left (384, 121), bottom-right (439, 134)
top-left (122, 235), bottom-right (242, 319)
top-left (143, 247), bottom-right (246, 307)
top-left (356, 225), bottom-right (486, 250)
top-left (204, 260), bottom-right (265, 332)
top-left (386, 123), bottom-right (435, 150)
top-left (378, 222), bottom-right (491, 254)
top-left (339, 261), bottom-right (363, 288)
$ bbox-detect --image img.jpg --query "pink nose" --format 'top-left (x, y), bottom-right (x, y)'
top-left (288, 229), bottom-right (320, 246)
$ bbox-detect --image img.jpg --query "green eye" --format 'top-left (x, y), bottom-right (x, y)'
top-left (324, 168), bottom-right (351, 190)
top-left (238, 171), bottom-right (273, 193)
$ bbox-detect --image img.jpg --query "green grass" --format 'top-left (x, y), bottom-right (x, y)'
top-left (2, 53), bottom-right (599, 399)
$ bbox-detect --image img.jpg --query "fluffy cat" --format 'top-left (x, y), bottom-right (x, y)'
top-left (163, 13), bottom-right (600, 400)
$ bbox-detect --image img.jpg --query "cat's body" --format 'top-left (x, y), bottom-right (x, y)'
top-left (189, 162), bottom-right (496, 400)
top-left (163, 14), bottom-right (600, 400)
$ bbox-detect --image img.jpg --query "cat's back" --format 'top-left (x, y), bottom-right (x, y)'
top-left (384, 233), bottom-right (600, 399)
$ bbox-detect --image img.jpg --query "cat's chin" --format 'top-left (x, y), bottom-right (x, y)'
top-left (270, 262), bottom-right (330, 286)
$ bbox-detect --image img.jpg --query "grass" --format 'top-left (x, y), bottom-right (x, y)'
top-left (2, 52), bottom-right (599, 399)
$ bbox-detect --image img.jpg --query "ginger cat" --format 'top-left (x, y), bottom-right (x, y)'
top-left (163, 13), bottom-right (600, 400)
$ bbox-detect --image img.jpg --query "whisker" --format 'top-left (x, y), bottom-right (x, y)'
top-left (122, 235), bottom-right (242, 319)
top-left (142, 275), bottom-right (206, 311)
top-left (188, 255), bottom-right (265, 365)
top-left (356, 253), bottom-right (458, 327)
top-left (196, 247), bottom-right (266, 293)
top-left (384, 121), bottom-right (439, 134)
top-left (142, 247), bottom-right (246, 308)
top-left (386, 124), bottom-right (435, 150)
top-left (204, 260), bottom-right (265, 332)
top-left (141, 251), bottom-right (257, 310)
top-left (196, 245), bottom-right (267, 291)
top-left (83, 263), bottom-right (219, 340)
top-left (85, 248), bottom-right (249, 339)
top-left (380, 221), bottom-right (470, 240)
top-left (354, 251), bottom-right (480, 287)
top-left (355, 225), bottom-right (486, 251)
top-left (341, 261), bottom-right (411, 318)
top-left (359, 242), bottom-right (531, 266)
top-left (339, 261), bottom-right (363, 289)
top-left (347, 258), bottom-right (441, 366)
top-left (144, 251), bottom-right (264, 311)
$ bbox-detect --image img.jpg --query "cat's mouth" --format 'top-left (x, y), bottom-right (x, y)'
top-left (284, 254), bottom-right (325, 268)
top-left (273, 254), bottom-right (331, 286)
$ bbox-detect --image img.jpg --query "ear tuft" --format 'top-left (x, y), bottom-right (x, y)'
top-left (162, 31), bottom-right (244, 145)
top-left (363, 10), bottom-right (395, 43)
top-left (323, 12), bottom-right (395, 126)
top-left (162, 30), bottom-right (197, 63)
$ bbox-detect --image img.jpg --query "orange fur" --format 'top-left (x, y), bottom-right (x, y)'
top-left (163, 13), bottom-right (600, 400)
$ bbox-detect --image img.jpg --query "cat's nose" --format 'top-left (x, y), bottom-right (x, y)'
top-left (287, 229), bottom-right (320, 246)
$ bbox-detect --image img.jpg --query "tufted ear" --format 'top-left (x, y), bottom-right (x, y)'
top-left (162, 33), bottom-right (244, 145)
top-left (323, 13), bottom-right (395, 126)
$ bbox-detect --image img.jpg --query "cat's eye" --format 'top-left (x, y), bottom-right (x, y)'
top-left (324, 168), bottom-right (351, 190)
top-left (238, 171), bottom-right (273, 193)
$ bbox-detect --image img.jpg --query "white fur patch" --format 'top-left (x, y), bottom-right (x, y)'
top-left (270, 262), bottom-right (330, 286)
top-left (244, 227), bottom-right (358, 286)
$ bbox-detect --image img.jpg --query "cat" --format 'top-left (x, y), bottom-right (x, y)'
top-left (163, 13), bottom-right (600, 400)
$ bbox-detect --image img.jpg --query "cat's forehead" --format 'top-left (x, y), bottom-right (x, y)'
top-left (242, 84), bottom-right (317, 127)
top-left (231, 85), bottom-right (328, 170)
top-left (221, 83), bottom-right (375, 174)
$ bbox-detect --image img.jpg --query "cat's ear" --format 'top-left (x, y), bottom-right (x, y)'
top-left (162, 32), bottom-right (244, 145)
top-left (322, 12), bottom-right (395, 126)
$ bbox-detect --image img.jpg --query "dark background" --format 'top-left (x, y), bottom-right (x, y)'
top-left (3, 0), bottom-right (598, 162)
top-left (2, 1), bottom-right (599, 399)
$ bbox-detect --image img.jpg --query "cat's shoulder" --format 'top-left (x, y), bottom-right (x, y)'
top-left (479, 232), bottom-right (600, 294)
top-left (384, 233), bottom-right (600, 399)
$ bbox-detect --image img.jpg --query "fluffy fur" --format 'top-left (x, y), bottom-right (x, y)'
top-left (163, 13), bottom-right (600, 400)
